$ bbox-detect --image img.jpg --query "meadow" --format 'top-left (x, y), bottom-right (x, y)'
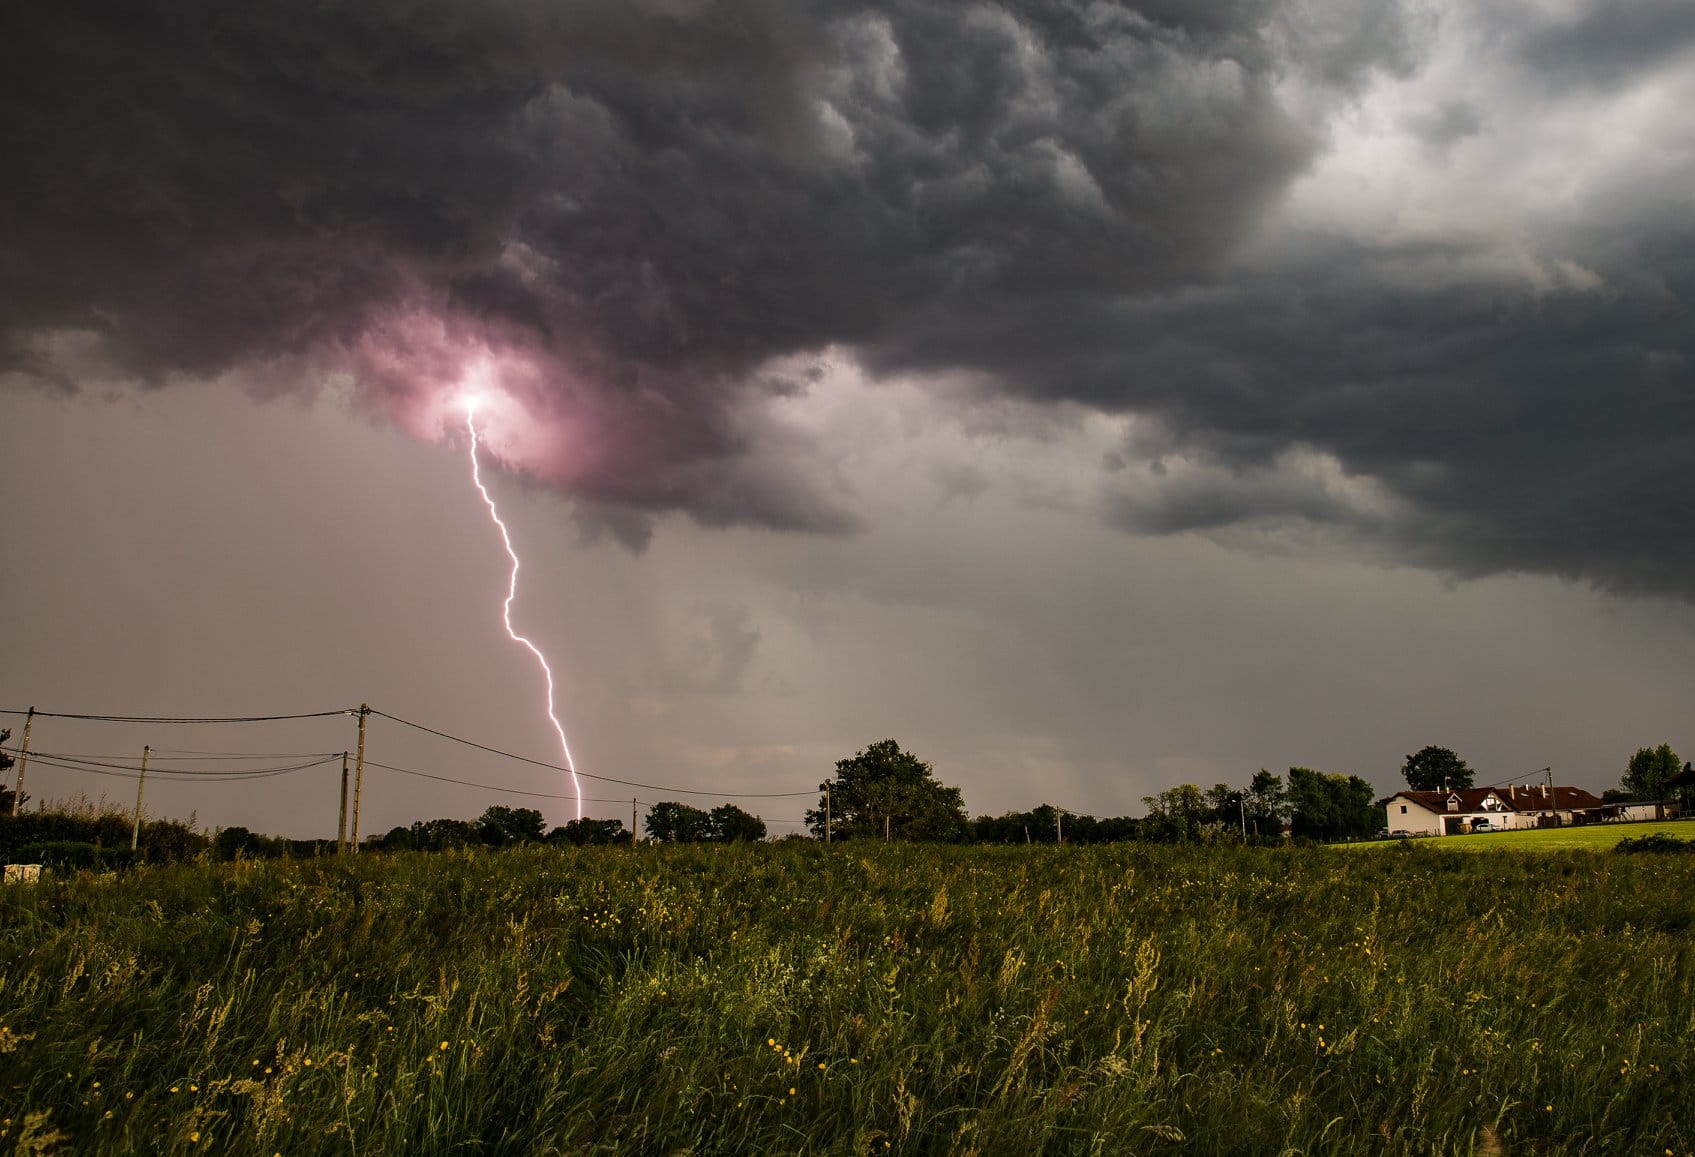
top-left (0, 842), bottom-right (1690, 1155)
top-left (1348, 819), bottom-right (1695, 853)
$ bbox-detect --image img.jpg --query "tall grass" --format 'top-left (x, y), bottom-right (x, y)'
top-left (0, 842), bottom-right (1689, 1154)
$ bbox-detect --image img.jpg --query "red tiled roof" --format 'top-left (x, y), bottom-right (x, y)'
top-left (1387, 785), bottom-right (1606, 813)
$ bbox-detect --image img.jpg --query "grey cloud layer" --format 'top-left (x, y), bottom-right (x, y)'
top-left (4, 0), bottom-right (1692, 595)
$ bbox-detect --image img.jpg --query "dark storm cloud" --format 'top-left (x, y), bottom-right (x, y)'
top-left (1511, 0), bottom-right (1695, 90)
top-left (4, 0), bottom-right (1692, 596)
top-left (0, 0), bottom-right (1404, 516)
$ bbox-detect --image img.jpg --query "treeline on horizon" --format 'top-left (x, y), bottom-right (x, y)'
top-left (0, 754), bottom-right (1384, 868)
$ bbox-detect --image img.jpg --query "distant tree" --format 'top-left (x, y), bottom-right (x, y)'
top-left (1620, 743), bottom-right (1681, 802)
top-left (477, 806), bottom-right (546, 846)
top-left (1288, 768), bottom-right (1378, 841)
top-left (708, 804), bottom-right (766, 842)
top-left (1402, 746), bottom-right (1473, 792)
top-left (1244, 769), bottom-right (1289, 839)
top-left (213, 826), bottom-right (285, 860)
top-left (549, 817), bottom-right (629, 845)
top-left (1141, 783), bottom-right (1206, 843)
top-left (645, 801), bottom-right (714, 843)
top-left (970, 804), bottom-right (1077, 844)
top-left (377, 824), bottom-right (417, 851)
top-left (806, 740), bottom-right (968, 842)
top-left (409, 818), bottom-right (480, 851)
top-left (1202, 783), bottom-right (1244, 832)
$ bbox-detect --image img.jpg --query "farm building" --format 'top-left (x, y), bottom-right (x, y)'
top-left (1381, 785), bottom-right (1609, 836)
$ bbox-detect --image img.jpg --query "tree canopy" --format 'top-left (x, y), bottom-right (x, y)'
top-left (806, 739), bottom-right (967, 842)
top-left (1288, 767), bottom-right (1379, 841)
top-left (644, 801), bottom-right (767, 843)
top-left (1401, 746), bottom-right (1473, 791)
top-left (1620, 743), bottom-right (1681, 802)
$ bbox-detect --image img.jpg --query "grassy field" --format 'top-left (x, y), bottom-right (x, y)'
top-left (0, 842), bottom-right (1691, 1155)
top-left (1347, 819), bottom-right (1695, 852)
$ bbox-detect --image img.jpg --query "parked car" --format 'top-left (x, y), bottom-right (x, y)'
top-left (1470, 819), bottom-right (1497, 832)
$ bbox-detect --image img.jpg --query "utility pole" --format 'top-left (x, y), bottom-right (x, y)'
top-left (1056, 809), bottom-right (1063, 845)
top-left (824, 784), bottom-right (832, 845)
top-left (1547, 766), bottom-right (1557, 827)
top-left (351, 704), bottom-right (368, 852)
top-left (631, 798), bottom-right (637, 843)
top-left (11, 706), bottom-right (33, 817)
top-left (131, 745), bottom-right (149, 852)
top-left (1239, 796), bottom-right (1247, 840)
top-left (337, 752), bottom-right (350, 853)
top-left (884, 814), bottom-right (891, 843)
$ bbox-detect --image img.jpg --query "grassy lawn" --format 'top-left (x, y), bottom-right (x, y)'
top-left (1346, 819), bottom-right (1695, 852)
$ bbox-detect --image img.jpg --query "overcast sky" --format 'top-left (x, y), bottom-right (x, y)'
top-left (4, 0), bottom-right (1694, 837)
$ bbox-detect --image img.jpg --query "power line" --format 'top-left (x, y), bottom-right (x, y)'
top-left (361, 758), bottom-right (626, 802)
top-left (368, 708), bottom-right (817, 798)
top-left (0, 708), bottom-right (353, 724)
top-left (359, 757), bottom-right (803, 822)
top-left (20, 753), bottom-right (338, 783)
top-left (1, 748), bottom-right (341, 763)
top-left (0, 702), bottom-right (821, 801)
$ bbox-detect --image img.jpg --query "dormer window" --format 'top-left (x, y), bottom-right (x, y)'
top-left (1447, 795), bottom-right (1460, 812)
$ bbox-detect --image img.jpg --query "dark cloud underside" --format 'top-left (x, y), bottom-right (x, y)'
top-left (3, 0), bottom-right (1693, 596)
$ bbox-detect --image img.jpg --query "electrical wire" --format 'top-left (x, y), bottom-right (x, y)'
top-left (367, 708), bottom-right (818, 798)
top-left (359, 757), bottom-right (804, 822)
top-left (0, 708), bottom-right (353, 723)
top-left (20, 753), bottom-right (337, 783)
top-left (1, 702), bottom-right (820, 801)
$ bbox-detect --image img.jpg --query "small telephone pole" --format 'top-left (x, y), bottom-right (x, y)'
top-left (824, 784), bottom-right (832, 845)
top-left (351, 704), bottom-right (368, 852)
top-left (884, 814), bottom-right (891, 843)
top-left (11, 707), bottom-right (34, 816)
top-left (131, 745), bottom-right (150, 851)
top-left (337, 752), bottom-right (350, 853)
top-left (1056, 809), bottom-right (1064, 845)
top-left (631, 798), bottom-right (638, 843)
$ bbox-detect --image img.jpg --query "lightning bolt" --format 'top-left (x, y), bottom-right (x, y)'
top-left (464, 399), bottom-right (584, 821)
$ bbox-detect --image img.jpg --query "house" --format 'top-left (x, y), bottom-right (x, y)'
top-left (1380, 784), bottom-right (1608, 836)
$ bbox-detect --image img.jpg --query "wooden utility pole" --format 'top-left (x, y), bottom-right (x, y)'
top-left (1547, 767), bottom-right (1558, 827)
top-left (351, 704), bottom-right (368, 852)
top-left (884, 814), bottom-right (891, 843)
top-left (131, 745), bottom-right (149, 851)
top-left (1239, 797), bottom-right (1247, 840)
top-left (631, 798), bottom-right (637, 843)
top-left (824, 784), bottom-right (832, 845)
top-left (337, 752), bottom-right (350, 853)
top-left (1056, 809), bottom-right (1063, 845)
top-left (11, 707), bottom-right (33, 816)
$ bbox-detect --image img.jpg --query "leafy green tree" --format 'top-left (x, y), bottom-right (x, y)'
top-left (708, 804), bottom-right (766, 842)
top-left (1402, 746), bottom-right (1473, 792)
top-left (1621, 743), bottom-right (1681, 802)
top-left (1244, 769), bottom-right (1288, 838)
top-left (213, 826), bottom-right (286, 860)
top-left (806, 740), bottom-right (968, 842)
top-left (478, 806), bottom-right (546, 846)
top-left (1140, 783), bottom-right (1206, 843)
top-left (409, 818), bottom-right (481, 850)
top-left (549, 817), bottom-right (629, 845)
top-left (645, 801), bottom-right (714, 842)
top-left (1288, 768), bottom-right (1378, 841)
